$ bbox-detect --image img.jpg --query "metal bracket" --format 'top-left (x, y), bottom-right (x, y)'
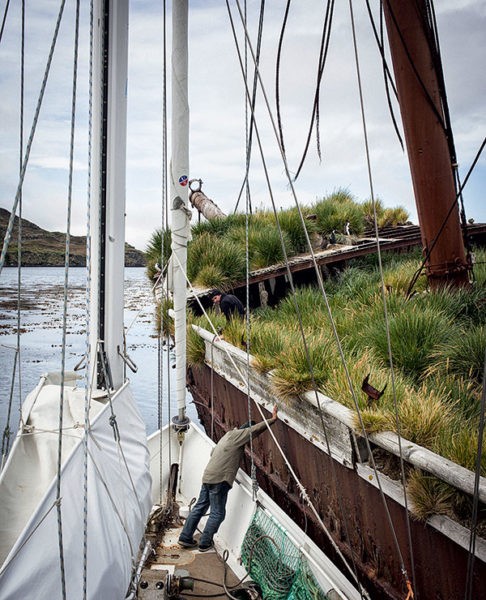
top-left (118, 346), bottom-right (138, 373)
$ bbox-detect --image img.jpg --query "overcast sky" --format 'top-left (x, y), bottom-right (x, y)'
top-left (0, 0), bottom-right (485, 252)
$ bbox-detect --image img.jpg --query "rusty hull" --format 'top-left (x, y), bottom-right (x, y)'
top-left (188, 364), bottom-right (485, 600)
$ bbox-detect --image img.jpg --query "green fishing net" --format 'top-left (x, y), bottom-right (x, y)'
top-left (241, 508), bottom-right (329, 600)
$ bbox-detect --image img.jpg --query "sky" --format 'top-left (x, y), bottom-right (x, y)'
top-left (0, 0), bottom-right (485, 252)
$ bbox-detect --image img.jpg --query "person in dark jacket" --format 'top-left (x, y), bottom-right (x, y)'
top-left (178, 405), bottom-right (278, 552)
top-left (209, 289), bottom-right (245, 321)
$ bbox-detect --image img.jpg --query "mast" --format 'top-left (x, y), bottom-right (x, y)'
top-left (171, 0), bottom-right (190, 425)
top-left (90, 0), bottom-right (129, 390)
top-left (382, 0), bottom-right (469, 289)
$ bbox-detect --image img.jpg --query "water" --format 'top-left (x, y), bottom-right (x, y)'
top-left (0, 267), bottom-right (197, 436)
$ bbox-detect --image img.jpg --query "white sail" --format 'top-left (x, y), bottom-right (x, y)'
top-left (0, 379), bottom-right (151, 599)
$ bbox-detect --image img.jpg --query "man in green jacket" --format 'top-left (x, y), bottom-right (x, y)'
top-left (178, 405), bottom-right (278, 552)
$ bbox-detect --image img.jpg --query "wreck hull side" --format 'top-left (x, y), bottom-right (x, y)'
top-left (188, 364), bottom-right (485, 600)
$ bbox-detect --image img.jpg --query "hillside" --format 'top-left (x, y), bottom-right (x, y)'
top-left (0, 208), bottom-right (146, 267)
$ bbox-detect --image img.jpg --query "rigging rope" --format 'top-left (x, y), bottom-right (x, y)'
top-left (0, 0), bottom-right (68, 277)
top-left (0, 0), bottom-right (10, 45)
top-left (363, 0), bottom-right (403, 150)
top-left (275, 0), bottom-right (292, 158)
top-left (55, 1), bottom-right (81, 595)
top-left (82, 1), bottom-right (95, 596)
top-left (227, 0), bottom-right (424, 593)
top-left (233, 0), bottom-right (265, 215)
top-left (293, 0), bottom-right (335, 181)
top-left (348, 0), bottom-right (416, 592)
top-left (2, 0), bottom-right (27, 469)
top-left (225, 2), bottom-right (366, 594)
top-left (405, 135), bottom-right (486, 298)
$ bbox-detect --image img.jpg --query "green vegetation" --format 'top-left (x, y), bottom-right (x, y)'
top-left (184, 247), bottom-right (485, 524)
top-left (149, 193), bottom-right (484, 525)
top-left (145, 191), bottom-right (410, 289)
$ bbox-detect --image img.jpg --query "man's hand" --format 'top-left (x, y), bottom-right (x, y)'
top-left (272, 404), bottom-right (278, 420)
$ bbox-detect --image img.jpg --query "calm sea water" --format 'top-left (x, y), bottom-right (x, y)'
top-left (0, 267), bottom-right (196, 436)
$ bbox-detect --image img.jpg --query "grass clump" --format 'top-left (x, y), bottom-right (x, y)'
top-left (187, 233), bottom-right (246, 288)
top-left (407, 470), bottom-right (455, 520)
top-left (313, 189), bottom-right (365, 236)
top-left (366, 306), bottom-right (452, 382)
top-left (427, 324), bottom-right (486, 385)
top-left (391, 385), bottom-right (456, 447)
top-left (250, 321), bottom-right (288, 374)
top-left (270, 332), bottom-right (336, 402)
top-left (145, 228), bottom-right (171, 280)
top-left (155, 297), bottom-right (174, 337)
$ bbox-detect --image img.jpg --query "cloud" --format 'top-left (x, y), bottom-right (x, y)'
top-left (1, 1), bottom-right (485, 252)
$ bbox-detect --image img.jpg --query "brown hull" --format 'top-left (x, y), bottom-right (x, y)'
top-left (188, 363), bottom-right (486, 600)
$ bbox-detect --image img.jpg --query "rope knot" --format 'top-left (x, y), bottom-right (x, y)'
top-left (109, 415), bottom-right (120, 441)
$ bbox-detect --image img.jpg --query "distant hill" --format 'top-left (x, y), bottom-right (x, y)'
top-left (0, 208), bottom-right (146, 267)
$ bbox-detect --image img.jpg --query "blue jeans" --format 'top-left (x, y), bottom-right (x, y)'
top-left (179, 482), bottom-right (231, 546)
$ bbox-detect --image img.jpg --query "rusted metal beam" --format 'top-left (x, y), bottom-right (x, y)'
top-left (382, 0), bottom-right (469, 289)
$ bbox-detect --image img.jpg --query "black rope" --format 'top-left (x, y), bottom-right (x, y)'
top-left (233, 0), bottom-right (265, 214)
top-left (275, 0), bottom-right (292, 157)
top-left (363, 0), bottom-right (403, 151)
top-left (383, 0), bottom-right (445, 131)
top-left (293, 0), bottom-right (335, 181)
top-left (225, 6), bottom-right (367, 594)
top-left (0, 0), bottom-right (11, 44)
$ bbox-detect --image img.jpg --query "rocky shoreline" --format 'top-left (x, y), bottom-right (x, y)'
top-left (0, 208), bottom-right (146, 267)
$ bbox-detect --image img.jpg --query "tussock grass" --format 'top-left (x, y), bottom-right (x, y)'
top-left (366, 306), bottom-right (452, 381)
top-left (250, 321), bottom-right (288, 374)
top-left (145, 228), bottom-right (171, 280)
top-left (250, 226), bottom-right (291, 269)
top-left (270, 332), bottom-right (337, 402)
top-left (427, 324), bottom-right (486, 385)
top-left (361, 198), bottom-right (385, 228)
top-left (148, 195), bottom-right (414, 289)
top-left (187, 326), bottom-right (206, 367)
top-left (313, 189), bottom-right (365, 236)
top-left (187, 233), bottom-right (246, 288)
top-left (378, 206), bottom-right (410, 228)
top-left (392, 385), bottom-right (456, 447)
top-left (276, 207), bottom-right (317, 254)
top-left (425, 373), bottom-right (482, 421)
top-left (408, 470), bottom-right (455, 520)
top-left (155, 297), bottom-right (174, 337)
top-left (434, 424), bottom-right (486, 476)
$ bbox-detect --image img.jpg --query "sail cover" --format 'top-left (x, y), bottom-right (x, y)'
top-left (0, 376), bottom-right (152, 599)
